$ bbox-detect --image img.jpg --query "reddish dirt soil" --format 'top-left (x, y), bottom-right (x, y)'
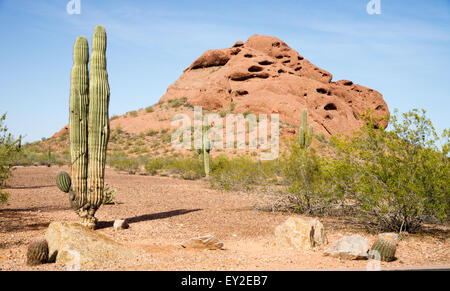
top-left (0, 166), bottom-right (448, 271)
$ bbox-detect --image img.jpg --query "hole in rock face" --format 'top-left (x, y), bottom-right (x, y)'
top-left (295, 66), bottom-right (302, 71)
top-left (375, 105), bottom-right (384, 111)
top-left (298, 56), bottom-right (304, 61)
top-left (244, 54), bottom-right (254, 58)
top-left (248, 66), bottom-right (264, 72)
top-left (353, 111), bottom-right (359, 120)
top-left (230, 48), bottom-right (241, 55)
top-left (276, 55), bottom-right (284, 59)
top-left (343, 81), bottom-right (353, 86)
top-left (259, 60), bottom-right (273, 66)
top-left (316, 88), bottom-right (328, 94)
top-left (236, 90), bottom-right (249, 96)
top-left (282, 60), bottom-right (291, 64)
top-left (325, 115), bottom-right (333, 120)
top-left (324, 103), bottom-right (337, 111)
top-left (272, 42), bottom-right (281, 47)
top-left (278, 69), bottom-right (286, 74)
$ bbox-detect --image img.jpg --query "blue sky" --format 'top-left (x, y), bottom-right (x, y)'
top-left (0, 0), bottom-right (449, 142)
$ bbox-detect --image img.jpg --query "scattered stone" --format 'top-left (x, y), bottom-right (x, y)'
top-left (26, 237), bottom-right (49, 266)
top-left (378, 232), bottom-right (399, 243)
top-left (45, 221), bottom-right (141, 266)
top-left (113, 219), bottom-right (129, 231)
top-left (324, 235), bottom-right (368, 260)
top-left (275, 217), bottom-right (327, 250)
top-left (181, 235), bottom-right (224, 250)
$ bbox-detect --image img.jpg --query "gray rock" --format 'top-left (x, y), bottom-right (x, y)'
top-left (45, 221), bottom-right (141, 266)
top-left (113, 219), bottom-right (129, 231)
top-left (181, 235), bottom-right (224, 250)
top-left (275, 217), bottom-right (327, 250)
top-left (324, 235), bottom-right (368, 260)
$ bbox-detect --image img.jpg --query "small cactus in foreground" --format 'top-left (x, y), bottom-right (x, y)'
top-left (26, 237), bottom-right (49, 266)
top-left (56, 171), bottom-right (72, 193)
top-left (369, 237), bottom-right (397, 262)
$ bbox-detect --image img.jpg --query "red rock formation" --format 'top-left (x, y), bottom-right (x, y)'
top-left (160, 34), bottom-right (389, 137)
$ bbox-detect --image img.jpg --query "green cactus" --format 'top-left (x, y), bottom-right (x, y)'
top-left (69, 36), bottom-right (90, 222)
top-left (369, 237), bottom-right (397, 262)
top-left (202, 130), bottom-right (212, 177)
top-left (56, 171), bottom-right (72, 193)
top-left (68, 26), bottom-right (110, 229)
top-left (26, 237), bottom-right (49, 266)
top-left (84, 25), bottom-right (110, 228)
top-left (299, 109), bottom-right (313, 149)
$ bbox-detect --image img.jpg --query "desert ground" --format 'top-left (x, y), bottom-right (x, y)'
top-left (0, 166), bottom-right (448, 271)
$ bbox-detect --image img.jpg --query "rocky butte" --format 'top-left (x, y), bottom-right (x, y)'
top-left (160, 34), bottom-right (389, 137)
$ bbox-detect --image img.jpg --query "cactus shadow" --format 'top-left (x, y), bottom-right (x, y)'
top-left (96, 208), bottom-right (202, 230)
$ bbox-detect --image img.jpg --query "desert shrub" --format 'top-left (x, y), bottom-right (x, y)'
top-left (128, 110), bottom-right (138, 117)
top-left (145, 106), bottom-right (154, 113)
top-left (167, 97), bottom-right (189, 109)
top-left (0, 114), bottom-right (22, 204)
top-left (218, 110), bottom-right (228, 118)
top-left (146, 129), bottom-right (158, 136)
top-left (282, 141), bottom-right (338, 214)
top-left (328, 109), bottom-right (449, 232)
top-left (144, 158), bottom-right (168, 175)
top-left (168, 157), bottom-right (203, 180)
top-left (108, 152), bottom-right (140, 174)
top-left (209, 155), bottom-right (267, 191)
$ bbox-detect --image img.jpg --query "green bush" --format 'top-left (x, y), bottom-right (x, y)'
top-left (282, 142), bottom-right (337, 214)
top-left (108, 152), bottom-right (140, 174)
top-left (145, 106), bottom-right (154, 113)
top-left (144, 158), bottom-right (168, 175)
top-left (327, 109), bottom-right (449, 232)
top-left (210, 155), bottom-right (264, 191)
top-left (0, 114), bottom-right (22, 204)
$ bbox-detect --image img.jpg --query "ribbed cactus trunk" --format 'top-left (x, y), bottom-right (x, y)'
top-left (86, 25), bottom-right (110, 228)
top-left (203, 132), bottom-right (211, 178)
top-left (299, 109), bottom-right (313, 149)
top-left (69, 36), bottom-right (89, 220)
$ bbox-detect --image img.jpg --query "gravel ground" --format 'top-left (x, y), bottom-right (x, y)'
top-left (0, 166), bottom-right (448, 271)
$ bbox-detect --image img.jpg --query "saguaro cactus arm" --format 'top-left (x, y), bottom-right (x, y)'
top-left (86, 25), bottom-right (110, 227)
top-left (69, 36), bottom-right (89, 216)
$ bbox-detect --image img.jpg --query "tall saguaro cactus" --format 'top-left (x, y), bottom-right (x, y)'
top-left (299, 109), bottom-right (313, 149)
top-left (66, 26), bottom-right (110, 229)
top-left (86, 25), bottom-right (110, 227)
top-left (69, 36), bottom-right (89, 221)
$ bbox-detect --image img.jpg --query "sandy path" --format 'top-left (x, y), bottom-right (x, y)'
top-left (0, 166), bottom-right (448, 271)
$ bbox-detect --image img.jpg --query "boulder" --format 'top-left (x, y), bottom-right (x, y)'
top-left (324, 235), bottom-right (368, 260)
top-left (181, 235), bottom-right (224, 250)
top-left (45, 222), bottom-right (141, 266)
top-left (275, 217), bottom-right (327, 250)
top-left (113, 219), bottom-right (129, 231)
